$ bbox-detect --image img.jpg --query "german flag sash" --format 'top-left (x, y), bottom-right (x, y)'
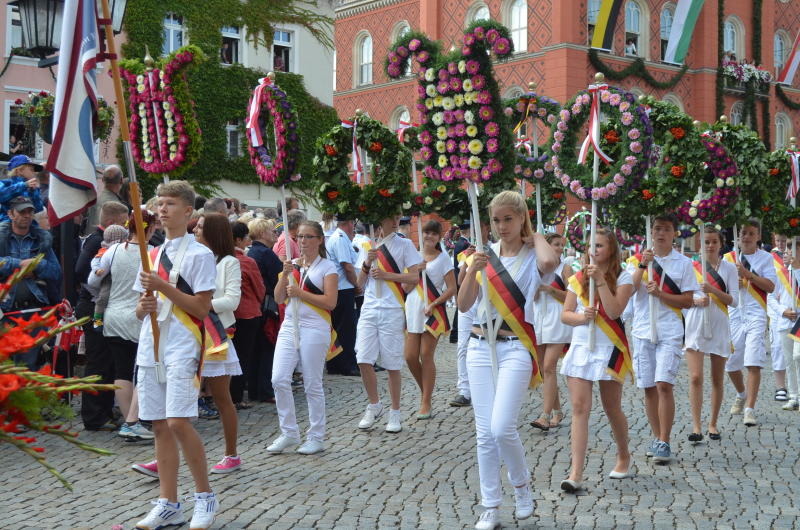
top-left (477, 246), bottom-right (542, 388)
top-left (290, 266), bottom-right (342, 360)
top-left (549, 273), bottom-right (566, 305)
top-left (415, 273), bottom-right (451, 338)
top-left (772, 252), bottom-right (800, 308)
top-left (375, 241), bottom-right (407, 307)
top-left (149, 247), bottom-right (230, 363)
top-left (634, 253), bottom-right (683, 318)
top-left (568, 273), bottom-right (633, 383)
top-left (724, 252), bottom-right (767, 311)
top-left (692, 261), bottom-right (728, 315)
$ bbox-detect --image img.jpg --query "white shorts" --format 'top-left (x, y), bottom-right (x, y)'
top-left (355, 307), bottom-right (406, 370)
top-left (632, 336), bottom-right (682, 388)
top-left (726, 317), bottom-right (767, 371)
top-left (137, 358), bottom-right (199, 421)
top-left (770, 324), bottom-right (791, 372)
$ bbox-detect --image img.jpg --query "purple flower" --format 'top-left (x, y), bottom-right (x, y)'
top-left (388, 52), bottom-right (400, 64)
top-left (557, 121), bottom-right (568, 132)
top-left (438, 69), bottom-right (449, 81)
top-left (459, 140), bottom-right (469, 153)
top-left (416, 103), bottom-right (427, 114)
top-left (547, 115), bottom-right (556, 124)
top-left (514, 164), bottom-right (523, 174)
top-left (472, 75), bottom-right (487, 90)
top-left (559, 109), bottom-right (571, 121)
top-left (420, 146), bottom-right (433, 159)
top-left (570, 180), bottom-right (581, 192)
top-left (523, 167), bottom-right (533, 178)
top-left (417, 85), bottom-right (427, 98)
top-left (417, 50), bottom-right (430, 63)
top-left (485, 121), bottom-right (500, 137)
top-left (455, 124), bottom-right (467, 137)
top-left (621, 112), bottom-right (634, 126)
top-left (606, 183), bottom-right (617, 195)
top-left (627, 128), bottom-right (640, 140)
top-left (454, 110), bottom-right (465, 121)
top-left (437, 81), bottom-right (450, 94)
top-left (462, 46), bottom-right (472, 56)
top-left (450, 77), bottom-right (461, 90)
top-left (448, 62), bottom-right (458, 74)
top-left (442, 167), bottom-right (453, 180)
top-left (450, 154), bottom-right (460, 166)
top-left (552, 142), bottom-right (561, 153)
top-left (443, 110), bottom-right (455, 124)
top-left (476, 91), bottom-right (492, 104)
top-left (620, 164), bottom-right (632, 176)
top-left (544, 161), bottom-right (554, 172)
top-left (534, 169), bottom-right (544, 179)
top-left (387, 65), bottom-right (401, 77)
top-left (591, 189), bottom-right (602, 200)
top-left (609, 93), bottom-right (622, 106)
top-left (466, 60), bottom-right (480, 75)
top-left (419, 130), bottom-right (433, 144)
top-left (571, 103), bottom-right (582, 114)
top-left (397, 46), bottom-right (409, 57)
top-left (479, 106), bottom-right (494, 121)
top-left (553, 131), bottom-right (564, 142)
top-left (409, 39), bottom-right (422, 51)
top-left (561, 174), bottom-right (571, 186)
top-left (487, 158), bottom-right (501, 172)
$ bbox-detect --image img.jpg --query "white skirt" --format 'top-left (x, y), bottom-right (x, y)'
top-left (201, 338), bottom-right (243, 377)
top-left (684, 306), bottom-right (731, 357)
top-left (560, 343), bottom-right (615, 382)
top-left (405, 289), bottom-right (426, 334)
top-left (535, 294), bottom-right (572, 344)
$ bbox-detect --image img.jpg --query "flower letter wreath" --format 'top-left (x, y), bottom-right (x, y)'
top-left (120, 45), bottom-right (205, 178)
top-left (246, 76), bottom-right (301, 186)
top-left (313, 114), bottom-right (412, 225)
top-left (551, 85), bottom-right (652, 204)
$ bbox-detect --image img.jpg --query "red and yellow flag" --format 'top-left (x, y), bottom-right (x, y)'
top-left (772, 252), bottom-right (800, 308)
top-left (415, 274), bottom-right (451, 338)
top-left (290, 267), bottom-right (342, 360)
top-left (633, 253), bottom-right (683, 318)
top-left (692, 260), bottom-right (728, 315)
top-left (375, 243), bottom-right (407, 308)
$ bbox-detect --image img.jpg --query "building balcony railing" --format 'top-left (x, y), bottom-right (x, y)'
top-left (722, 76), bottom-right (770, 98)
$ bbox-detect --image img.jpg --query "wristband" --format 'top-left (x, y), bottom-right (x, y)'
top-left (362, 263), bottom-right (371, 273)
top-left (638, 262), bottom-right (647, 269)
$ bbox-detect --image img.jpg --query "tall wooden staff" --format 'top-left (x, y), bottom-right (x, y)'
top-left (468, 182), bottom-right (497, 379)
top-left (98, 0), bottom-right (161, 372)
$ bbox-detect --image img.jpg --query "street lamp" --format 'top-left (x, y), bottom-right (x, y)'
top-left (101, 0), bottom-right (127, 34)
top-left (8, 0), bottom-right (64, 59)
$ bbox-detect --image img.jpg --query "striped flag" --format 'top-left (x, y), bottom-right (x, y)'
top-left (590, 0), bottom-right (624, 51)
top-left (663, 0), bottom-right (706, 65)
top-left (778, 31), bottom-right (800, 85)
top-left (46, 0), bottom-right (101, 226)
top-left (787, 151), bottom-right (800, 201)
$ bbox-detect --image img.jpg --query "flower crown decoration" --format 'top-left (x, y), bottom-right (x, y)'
top-left (246, 73), bottom-right (301, 186)
top-left (565, 209), bottom-right (594, 253)
top-left (503, 88), bottom-right (561, 180)
top-left (120, 45), bottom-right (205, 178)
top-left (312, 113), bottom-right (413, 225)
top-left (525, 183), bottom-right (568, 226)
top-left (551, 83), bottom-right (653, 204)
top-left (385, 21), bottom-right (517, 186)
top-left (759, 148), bottom-right (800, 237)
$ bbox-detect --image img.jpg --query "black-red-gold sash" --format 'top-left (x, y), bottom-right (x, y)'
top-left (568, 273), bottom-right (633, 383)
top-left (477, 247), bottom-right (542, 388)
top-left (692, 260), bottom-right (728, 315)
top-left (414, 273), bottom-right (451, 338)
top-left (549, 273), bottom-right (566, 305)
top-left (633, 253), bottom-right (683, 318)
top-left (291, 266), bottom-right (342, 360)
top-left (376, 243), bottom-right (407, 307)
top-left (724, 252), bottom-right (767, 311)
top-left (772, 252), bottom-right (800, 308)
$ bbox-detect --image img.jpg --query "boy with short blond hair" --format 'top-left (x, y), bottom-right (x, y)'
top-left (133, 180), bottom-right (220, 530)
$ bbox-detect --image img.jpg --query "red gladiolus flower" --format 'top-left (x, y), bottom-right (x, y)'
top-left (324, 145), bottom-right (337, 156)
top-left (0, 374), bottom-right (22, 402)
top-left (671, 165), bottom-right (685, 178)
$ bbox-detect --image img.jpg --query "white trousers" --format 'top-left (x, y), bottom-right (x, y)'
top-left (467, 337), bottom-right (532, 508)
top-left (272, 325), bottom-right (329, 442)
top-left (788, 340), bottom-right (800, 399)
top-left (770, 322), bottom-right (789, 371)
top-left (456, 312), bottom-right (472, 399)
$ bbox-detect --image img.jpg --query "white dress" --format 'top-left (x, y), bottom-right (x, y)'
top-left (561, 270), bottom-right (632, 381)
top-left (202, 255), bottom-right (243, 378)
top-left (684, 259), bottom-right (739, 357)
top-left (406, 250), bottom-right (452, 333)
top-left (535, 260), bottom-right (573, 344)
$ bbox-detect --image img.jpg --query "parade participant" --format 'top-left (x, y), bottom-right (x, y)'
top-left (786, 252), bottom-right (800, 411)
top-left (397, 216), bottom-right (412, 238)
top-left (194, 213), bottom-right (244, 473)
top-left (325, 214), bottom-right (360, 376)
top-left (628, 213), bottom-right (698, 464)
top-left (355, 215), bottom-right (422, 433)
top-left (449, 221), bottom-right (471, 346)
top-left (768, 234), bottom-right (790, 402)
top-left (684, 227), bottom-right (738, 441)
top-left (724, 219), bottom-right (776, 427)
top-left (132, 181), bottom-right (219, 530)
top-left (458, 191), bottom-right (557, 529)
top-left (560, 228), bottom-right (634, 492)
top-left (403, 220), bottom-right (456, 418)
top-left (269, 221), bottom-right (338, 455)
top-left (530, 232), bottom-right (573, 431)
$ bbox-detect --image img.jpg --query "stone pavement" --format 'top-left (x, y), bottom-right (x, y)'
top-left (1, 333), bottom-right (799, 529)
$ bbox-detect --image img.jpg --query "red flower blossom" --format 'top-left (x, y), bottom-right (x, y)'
top-left (414, 195), bottom-right (424, 205)
top-left (761, 205), bottom-right (771, 212)
top-left (358, 205), bottom-right (367, 212)
top-left (669, 127), bottom-right (686, 139)
top-left (324, 145), bottom-right (337, 156)
top-left (326, 190), bottom-right (339, 200)
top-left (791, 218), bottom-right (799, 228)
top-left (377, 189), bottom-right (392, 198)
top-left (552, 192), bottom-right (564, 200)
top-left (642, 189), bottom-right (655, 200)
top-left (604, 130), bottom-right (620, 144)
top-left (671, 165), bottom-right (685, 178)
top-left (14, 99), bottom-right (22, 105)
top-left (431, 190), bottom-right (442, 198)
top-left (369, 141), bottom-right (383, 153)
top-left (769, 168), bottom-right (780, 176)
top-left (0, 374), bottom-right (22, 402)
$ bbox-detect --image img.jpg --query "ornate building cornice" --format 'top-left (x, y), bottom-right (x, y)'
top-left (335, 0), bottom-right (406, 19)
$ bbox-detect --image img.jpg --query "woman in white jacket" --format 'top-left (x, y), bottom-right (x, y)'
top-left (195, 213), bottom-right (244, 473)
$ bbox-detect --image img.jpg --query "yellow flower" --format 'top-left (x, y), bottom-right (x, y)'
top-left (437, 185), bottom-right (446, 193)
top-left (466, 125), bottom-right (478, 137)
top-left (424, 196), bottom-right (434, 205)
top-left (468, 156), bottom-right (482, 169)
top-left (454, 94), bottom-right (465, 107)
top-left (436, 140), bottom-right (446, 153)
top-left (438, 155), bottom-right (448, 168)
top-left (434, 95), bottom-right (443, 107)
top-left (425, 99), bottom-right (434, 110)
top-left (436, 127), bottom-right (448, 140)
top-left (468, 140), bottom-right (483, 155)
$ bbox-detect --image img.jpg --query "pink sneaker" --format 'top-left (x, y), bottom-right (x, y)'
top-left (131, 459), bottom-right (159, 478)
top-left (210, 455), bottom-right (241, 474)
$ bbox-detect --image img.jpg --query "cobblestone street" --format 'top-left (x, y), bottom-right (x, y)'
top-left (2, 331), bottom-right (799, 529)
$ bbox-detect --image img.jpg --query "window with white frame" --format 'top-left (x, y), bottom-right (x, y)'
top-left (730, 102), bottom-right (744, 126)
top-left (8, 103), bottom-right (34, 157)
top-left (225, 120), bottom-right (242, 158)
top-left (775, 31), bottom-right (789, 72)
top-left (162, 14), bottom-right (186, 56)
top-left (723, 17), bottom-right (744, 60)
top-left (662, 94), bottom-right (684, 112)
top-left (468, 3), bottom-right (490, 24)
top-left (220, 26), bottom-right (241, 65)
top-left (776, 113), bottom-right (792, 149)
top-left (625, 1), bottom-right (641, 57)
top-left (356, 33), bottom-right (373, 86)
top-left (390, 106), bottom-right (411, 132)
top-left (273, 30), bottom-right (293, 72)
top-left (508, 0), bottom-right (527, 53)
top-left (8, 6), bottom-right (24, 52)
top-left (588, 0), bottom-right (601, 45)
top-left (660, 5), bottom-right (674, 61)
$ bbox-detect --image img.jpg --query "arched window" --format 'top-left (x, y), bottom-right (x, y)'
top-left (662, 93), bottom-right (684, 112)
top-left (723, 16), bottom-right (744, 60)
top-left (776, 113), bottom-right (793, 149)
top-left (467, 2), bottom-right (490, 24)
top-left (390, 106), bottom-right (411, 132)
top-left (355, 32), bottom-right (373, 87)
top-left (730, 102), bottom-right (744, 126)
top-left (775, 31), bottom-right (790, 72)
top-left (392, 22), bottom-right (412, 76)
top-left (625, 1), bottom-right (643, 57)
top-left (507, 0), bottom-right (527, 53)
top-left (660, 4), bottom-right (675, 61)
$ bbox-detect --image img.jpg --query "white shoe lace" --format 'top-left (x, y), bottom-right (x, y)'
top-left (479, 509), bottom-right (497, 522)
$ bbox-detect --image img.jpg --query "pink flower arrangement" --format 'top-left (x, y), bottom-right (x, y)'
top-left (492, 38), bottom-right (511, 55)
top-left (472, 75), bottom-right (487, 90)
top-left (627, 128), bottom-right (640, 140)
top-left (485, 122), bottom-right (499, 137)
top-left (409, 39), bottom-right (422, 51)
top-left (466, 60), bottom-right (480, 74)
top-left (478, 106), bottom-right (494, 121)
top-left (486, 138), bottom-right (499, 153)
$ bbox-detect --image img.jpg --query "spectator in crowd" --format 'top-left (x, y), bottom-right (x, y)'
top-left (36, 170), bottom-right (49, 205)
top-left (276, 196), bottom-right (300, 218)
top-left (85, 165), bottom-right (130, 235)
top-left (194, 195), bottom-right (207, 211)
top-left (0, 195), bottom-right (61, 369)
top-left (2, 155), bottom-right (43, 222)
top-left (203, 197), bottom-right (228, 215)
top-left (325, 214), bottom-right (360, 376)
top-left (450, 221), bottom-right (471, 344)
top-left (229, 221), bottom-right (267, 408)
top-left (274, 208), bottom-right (305, 261)
top-left (263, 207), bottom-right (279, 220)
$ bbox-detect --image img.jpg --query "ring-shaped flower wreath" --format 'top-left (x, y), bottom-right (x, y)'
top-left (551, 86), bottom-right (652, 204)
top-left (614, 229), bottom-right (644, 248)
top-left (503, 92), bottom-right (561, 178)
top-left (313, 114), bottom-right (412, 225)
top-left (760, 150), bottom-right (800, 237)
top-left (246, 78), bottom-right (301, 186)
top-left (564, 209), bottom-right (595, 253)
top-left (525, 184), bottom-right (568, 227)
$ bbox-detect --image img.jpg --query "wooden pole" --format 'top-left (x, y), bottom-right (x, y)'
top-left (469, 182), bottom-right (497, 380)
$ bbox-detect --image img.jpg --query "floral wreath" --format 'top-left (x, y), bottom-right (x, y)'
top-left (524, 182), bottom-right (567, 226)
top-left (504, 92), bottom-right (561, 178)
top-left (551, 85), bottom-right (652, 204)
top-left (120, 45), bottom-right (205, 178)
top-left (614, 228), bottom-right (644, 248)
top-left (565, 210), bottom-right (594, 253)
top-left (385, 21), bottom-right (516, 184)
top-left (760, 149), bottom-right (800, 237)
top-left (313, 114), bottom-right (412, 225)
top-left (678, 225), bottom-right (699, 239)
top-left (246, 75), bottom-right (301, 186)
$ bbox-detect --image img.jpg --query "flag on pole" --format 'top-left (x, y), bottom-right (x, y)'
top-left (777, 32), bottom-right (800, 86)
top-left (663, 0), bottom-right (706, 65)
top-left (787, 151), bottom-right (800, 201)
top-left (46, 0), bottom-right (101, 226)
top-left (590, 0), bottom-right (624, 51)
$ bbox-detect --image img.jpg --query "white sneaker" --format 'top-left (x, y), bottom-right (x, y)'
top-left (358, 403), bottom-right (384, 429)
top-left (385, 409), bottom-right (402, 433)
top-left (730, 396), bottom-right (746, 414)
top-left (267, 434), bottom-right (301, 453)
top-left (127, 422), bottom-right (155, 440)
top-left (782, 398), bottom-right (799, 411)
top-left (514, 484), bottom-right (535, 519)
top-left (135, 498), bottom-right (184, 530)
top-left (743, 408), bottom-right (758, 426)
top-left (475, 508), bottom-right (500, 530)
top-left (296, 439), bottom-right (325, 455)
top-left (189, 492), bottom-right (218, 530)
